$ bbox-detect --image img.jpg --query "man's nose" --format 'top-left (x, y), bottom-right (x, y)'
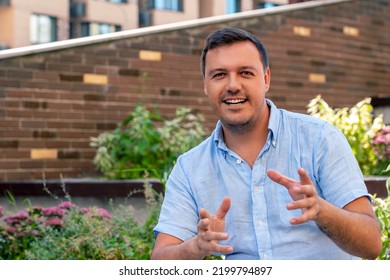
top-left (226, 75), bottom-right (242, 93)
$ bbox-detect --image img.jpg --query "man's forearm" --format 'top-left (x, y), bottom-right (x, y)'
top-left (315, 198), bottom-right (382, 259)
top-left (151, 236), bottom-right (206, 260)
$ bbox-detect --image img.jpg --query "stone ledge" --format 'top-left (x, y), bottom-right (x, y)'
top-left (0, 177), bottom-right (387, 198)
top-left (0, 178), bottom-right (164, 198)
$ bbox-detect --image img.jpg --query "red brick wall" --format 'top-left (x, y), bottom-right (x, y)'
top-left (0, 0), bottom-right (389, 180)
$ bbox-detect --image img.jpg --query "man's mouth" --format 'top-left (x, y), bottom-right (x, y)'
top-left (223, 98), bottom-right (247, 105)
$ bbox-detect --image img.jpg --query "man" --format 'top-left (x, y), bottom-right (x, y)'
top-left (151, 27), bottom-right (382, 260)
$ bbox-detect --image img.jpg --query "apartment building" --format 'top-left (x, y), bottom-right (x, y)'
top-left (0, 0), bottom-right (69, 49)
top-left (0, 0), bottom-right (307, 49)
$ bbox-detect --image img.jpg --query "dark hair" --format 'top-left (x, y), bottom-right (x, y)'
top-left (200, 27), bottom-right (269, 77)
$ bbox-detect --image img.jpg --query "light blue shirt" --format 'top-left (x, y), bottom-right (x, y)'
top-left (154, 99), bottom-right (368, 260)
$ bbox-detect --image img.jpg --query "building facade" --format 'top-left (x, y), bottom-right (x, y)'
top-left (0, 0), bottom-right (306, 49)
top-left (0, 0), bottom-right (389, 180)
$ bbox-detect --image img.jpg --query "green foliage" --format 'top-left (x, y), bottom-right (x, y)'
top-left (371, 171), bottom-right (390, 260)
top-left (90, 104), bottom-right (207, 180)
top-left (308, 96), bottom-right (390, 259)
top-left (307, 95), bottom-right (385, 175)
top-left (0, 181), bottom-right (162, 260)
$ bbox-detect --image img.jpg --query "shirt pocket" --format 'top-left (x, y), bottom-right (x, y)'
top-left (276, 187), bottom-right (303, 226)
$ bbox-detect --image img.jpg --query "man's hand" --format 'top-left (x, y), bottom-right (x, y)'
top-left (267, 168), bottom-right (321, 224)
top-left (196, 197), bottom-right (234, 256)
top-left (267, 167), bottom-right (382, 259)
top-left (151, 197), bottom-right (233, 259)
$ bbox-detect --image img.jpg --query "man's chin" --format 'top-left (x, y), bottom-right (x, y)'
top-left (222, 118), bottom-right (254, 134)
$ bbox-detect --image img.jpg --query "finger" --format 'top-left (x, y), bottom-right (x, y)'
top-left (213, 244), bottom-right (234, 254)
top-left (287, 195), bottom-right (316, 210)
top-left (267, 169), bottom-right (297, 189)
top-left (214, 197), bottom-right (231, 219)
top-left (197, 214), bottom-right (210, 233)
top-left (290, 207), bottom-right (319, 225)
top-left (298, 168), bottom-right (312, 185)
top-left (202, 231), bottom-right (229, 242)
top-left (290, 215), bottom-right (309, 225)
top-left (289, 184), bottom-right (315, 198)
top-left (199, 207), bottom-right (211, 220)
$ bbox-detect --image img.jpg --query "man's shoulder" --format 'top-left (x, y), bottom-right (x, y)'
top-left (278, 108), bottom-right (336, 132)
top-left (178, 134), bottom-right (214, 160)
top-left (268, 99), bottom-right (330, 131)
top-left (281, 109), bottom-right (326, 125)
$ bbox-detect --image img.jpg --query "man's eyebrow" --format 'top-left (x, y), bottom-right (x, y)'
top-left (207, 68), bottom-right (226, 77)
top-left (207, 66), bottom-right (258, 77)
top-left (239, 65), bottom-right (258, 71)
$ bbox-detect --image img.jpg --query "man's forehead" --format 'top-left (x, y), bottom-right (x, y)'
top-left (205, 42), bottom-right (263, 68)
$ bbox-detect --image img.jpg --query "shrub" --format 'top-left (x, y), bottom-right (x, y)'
top-left (0, 181), bottom-right (162, 260)
top-left (90, 104), bottom-right (207, 180)
top-left (371, 172), bottom-right (390, 260)
top-left (307, 95), bottom-right (384, 175)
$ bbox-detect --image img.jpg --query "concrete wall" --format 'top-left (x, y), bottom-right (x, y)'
top-left (0, 0), bottom-right (389, 181)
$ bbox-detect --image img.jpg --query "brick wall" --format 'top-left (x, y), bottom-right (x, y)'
top-left (0, 0), bottom-right (389, 180)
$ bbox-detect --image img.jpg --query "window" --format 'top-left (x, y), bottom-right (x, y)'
top-left (110, 0), bottom-right (128, 3)
top-left (256, 2), bottom-right (279, 9)
top-left (30, 14), bottom-right (57, 44)
top-left (81, 22), bottom-right (121, 37)
top-left (147, 0), bottom-right (183, 11)
top-left (226, 0), bottom-right (241, 14)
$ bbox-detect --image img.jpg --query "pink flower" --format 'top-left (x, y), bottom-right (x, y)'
top-left (383, 126), bottom-right (390, 133)
top-left (80, 208), bottom-right (89, 214)
top-left (97, 208), bottom-right (111, 219)
top-left (43, 207), bottom-right (65, 217)
top-left (4, 211), bottom-right (29, 225)
top-left (6, 226), bottom-right (16, 234)
top-left (0, 205), bottom-right (3, 217)
top-left (46, 217), bottom-right (64, 227)
top-left (57, 201), bottom-right (76, 209)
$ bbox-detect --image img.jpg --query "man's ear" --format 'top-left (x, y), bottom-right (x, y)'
top-left (264, 68), bottom-right (271, 92)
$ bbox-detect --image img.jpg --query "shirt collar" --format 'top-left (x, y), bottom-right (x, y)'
top-left (212, 98), bottom-right (279, 149)
top-left (266, 98), bottom-right (279, 148)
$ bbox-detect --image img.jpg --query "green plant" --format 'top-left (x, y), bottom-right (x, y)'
top-left (90, 104), bottom-right (207, 180)
top-left (0, 180), bottom-right (162, 260)
top-left (307, 95), bottom-right (384, 175)
top-left (371, 167), bottom-right (390, 260)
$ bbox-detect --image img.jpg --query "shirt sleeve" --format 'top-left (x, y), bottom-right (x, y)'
top-left (314, 122), bottom-right (369, 208)
top-left (153, 154), bottom-right (199, 241)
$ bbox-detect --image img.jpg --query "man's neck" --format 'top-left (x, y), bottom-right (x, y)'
top-left (222, 106), bottom-right (270, 168)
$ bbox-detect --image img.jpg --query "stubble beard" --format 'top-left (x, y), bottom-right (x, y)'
top-left (221, 114), bottom-right (258, 135)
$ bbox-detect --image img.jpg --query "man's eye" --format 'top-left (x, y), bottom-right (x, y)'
top-left (241, 71), bottom-right (253, 76)
top-left (213, 73), bottom-right (225, 79)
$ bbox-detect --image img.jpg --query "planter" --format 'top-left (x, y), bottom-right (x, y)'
top-left (0, 177), bottom-right (387, 214)
top-left (0, 178), bottom-right (164, 224)
top-left (365, 176), bottom-right (388, 198)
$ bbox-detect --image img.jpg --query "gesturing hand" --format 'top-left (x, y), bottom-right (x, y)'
top-left (267, 168), bottom-right (321, 225)
top-left (196, 197), bottom-right (233, 256)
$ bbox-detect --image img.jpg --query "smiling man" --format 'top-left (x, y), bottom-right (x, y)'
top-left (150, 27), bottom-right (381, 260)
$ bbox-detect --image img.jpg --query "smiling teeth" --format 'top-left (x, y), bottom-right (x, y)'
top-left (225, 99), bottom-right (245, 104)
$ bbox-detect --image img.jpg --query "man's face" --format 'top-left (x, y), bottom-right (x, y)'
top-left (203, 41), bottom-right (270, 131)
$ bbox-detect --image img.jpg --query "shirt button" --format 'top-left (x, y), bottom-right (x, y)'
top-left (236, 159), bottom-right (242, 164)
top-left (254, 186), bottom-right (260, 192)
